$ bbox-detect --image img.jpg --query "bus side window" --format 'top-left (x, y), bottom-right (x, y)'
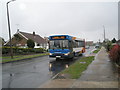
top-left (73, 41), bottom-right (75, 48)
top-left (69, 41), bottom-right (72, 49)
top-left (74, 40), bottom-right (79, 48)
top-left (78, 42), bottom-right (79, 47)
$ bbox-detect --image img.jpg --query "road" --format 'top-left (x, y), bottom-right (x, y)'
top-left (2, 46), bottom-right (95, 88)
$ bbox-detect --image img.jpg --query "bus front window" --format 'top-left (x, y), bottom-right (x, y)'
top-left (49, 40), bottom-right (68, 49)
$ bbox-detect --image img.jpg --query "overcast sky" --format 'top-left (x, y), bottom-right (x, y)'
top-left (1, 0), bottom-right (119, 42)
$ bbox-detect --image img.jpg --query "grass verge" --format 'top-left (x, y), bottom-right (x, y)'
top-left (60, 56), bottom-right (94, 79)
top-left (93, 49), bottom-right (100, 53)
top-left (1, 53), bottom-right (49, 63)
top-left (1, 55), bottom-right (23, 59)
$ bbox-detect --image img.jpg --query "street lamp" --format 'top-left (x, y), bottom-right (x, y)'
top-left (6, 0), bottom-right (16, 58)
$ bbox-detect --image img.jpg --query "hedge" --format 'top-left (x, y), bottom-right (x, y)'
top-left (109, 44), bottom-right (120, 66)
top-left (2, 46), bottom-right (46, 55)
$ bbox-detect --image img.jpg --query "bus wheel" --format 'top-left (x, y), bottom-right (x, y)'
top-left (79, 53), bottom-right (82, 56)
top-left (73, 52), bottom-right (76, 57)
top-left (69, 56), bottom-right (74, 60)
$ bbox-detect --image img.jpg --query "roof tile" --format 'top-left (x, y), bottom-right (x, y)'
top-left (20, 31), bottom-right (47, 44)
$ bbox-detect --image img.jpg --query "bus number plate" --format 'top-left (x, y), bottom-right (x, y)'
top-left (56, 56), bottom-right (61, 58)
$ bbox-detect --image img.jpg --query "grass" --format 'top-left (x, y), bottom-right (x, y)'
top-left (1, 53), bottom-right (49, 63)
top-left (93, 49), bottom-right (100, 53)
top-left (1, 55), bottom-right (23, 59)
top-left (60, 56), bottom-right (95, 79)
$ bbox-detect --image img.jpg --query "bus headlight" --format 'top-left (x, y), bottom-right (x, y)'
top-left (64, 52), bottom-right (70, 55)
top-left (49, 53), bottom-right (53, 55)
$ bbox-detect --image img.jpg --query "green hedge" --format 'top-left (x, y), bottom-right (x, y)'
top-left (2, 46), bottom-right (46, 55)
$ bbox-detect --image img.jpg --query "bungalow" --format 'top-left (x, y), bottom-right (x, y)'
top-left (0, 37), bottom-right (5, 46)
top-left (85, 41), bottom-right (93, 46)
top-left (4, 30), bottom-right (48, 49)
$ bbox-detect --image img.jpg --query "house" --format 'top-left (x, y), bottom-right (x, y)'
top-left (44, 37), bottom-right (49, 42)
top-left (4, 30), bottom-right (48, 49)
top-left (85, 41), bottom-right (93, 46)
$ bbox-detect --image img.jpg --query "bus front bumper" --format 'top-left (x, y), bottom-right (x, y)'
top-left (49, 53), bottom-right (71, 58)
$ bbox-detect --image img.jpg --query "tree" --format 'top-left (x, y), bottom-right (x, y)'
top-left (27, 39), bottom-right (35, 48)
top-left (106, 41), bottom-right (112, 51)
top-left (112, 38), bottom-right (116, 43)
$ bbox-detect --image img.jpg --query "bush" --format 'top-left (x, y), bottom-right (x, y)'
top-left (2, 46), bottom-right (45, 55)
top-left (2, 47), bottom-right (9, 54)
top-left (27, 39), bottom-right (35, 48)
top-left (109, 44), bottom-right (120, 66)
top-left (105, 41), bottom-right (112, 51)
top-left (34, 48), bottom-right (44, 53)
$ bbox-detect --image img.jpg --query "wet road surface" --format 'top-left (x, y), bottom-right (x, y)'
top-left (3, 56), bottom-right (51, 88)
top-left (2, 46), bottom-right (95, 88)
top-left (2, 56), bottom-right (81, 88)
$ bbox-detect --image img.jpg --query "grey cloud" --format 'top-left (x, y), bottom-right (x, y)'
top-left (1, 1), bottom-right (118, 42)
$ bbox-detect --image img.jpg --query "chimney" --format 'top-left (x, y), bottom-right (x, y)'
top-left (17, 29), bottom-right (19, 33)
top-left (33, 32), bottom-right (35, 36)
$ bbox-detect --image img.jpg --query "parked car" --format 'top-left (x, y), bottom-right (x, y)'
top-left (95, 45), bottom-right (99, 48)
top-left (85, 46), bottom-right (90, 49)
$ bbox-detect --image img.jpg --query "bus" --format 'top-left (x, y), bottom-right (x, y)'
top-left (48, 35), bottom-right (85, 59)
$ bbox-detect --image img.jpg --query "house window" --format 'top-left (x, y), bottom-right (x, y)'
top-left (40, 44), bottom-right (42, 48)
top-left (25, 44), bottom-right (27, 46)
top-left (44, 44), bottom-right (46, 47)
top-left (37, 43), bottom-right (40, 46)
top-left (17, 44), bottom-right (21, 46)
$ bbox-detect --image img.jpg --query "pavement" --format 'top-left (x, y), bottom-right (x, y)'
top-left (40, 47), bottom-right (119, 88)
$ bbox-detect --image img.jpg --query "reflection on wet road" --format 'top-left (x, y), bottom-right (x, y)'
top-left (49, 57), bottom-right (80, 76)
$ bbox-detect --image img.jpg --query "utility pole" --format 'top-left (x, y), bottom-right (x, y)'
top-left (103, 25), bottom-right (106, 42)
top-left (6, 0), bottom-right (16, 59)
top-left (99, 39), bottom-right (100, 43)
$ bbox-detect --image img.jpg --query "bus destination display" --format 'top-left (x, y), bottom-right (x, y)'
top-left (51, 36), bottom-right (66, 39)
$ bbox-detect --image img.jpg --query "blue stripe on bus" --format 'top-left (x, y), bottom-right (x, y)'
top-left (49, 49), bottom-right (71, 53)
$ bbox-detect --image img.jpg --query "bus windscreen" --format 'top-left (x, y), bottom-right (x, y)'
top-left (49, 40), bottom-right (69, 49)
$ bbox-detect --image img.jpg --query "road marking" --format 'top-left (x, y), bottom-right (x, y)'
top-left (51, 73), bottom-right (60, 80)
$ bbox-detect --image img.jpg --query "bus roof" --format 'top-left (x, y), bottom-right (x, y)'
top-left (73, 37), bottom-right (85, 41)
top-left (49, 35), bottom-right (71, 37)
